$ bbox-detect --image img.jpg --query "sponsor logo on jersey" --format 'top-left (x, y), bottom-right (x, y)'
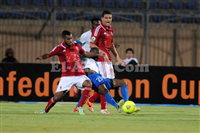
top-left (91, 37), bottom-right (96, 42)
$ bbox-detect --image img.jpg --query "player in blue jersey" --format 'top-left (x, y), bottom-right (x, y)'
top-left (75, 47), bottom-right (140, 113)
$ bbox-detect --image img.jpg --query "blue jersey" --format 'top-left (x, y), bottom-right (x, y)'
top-left (88, 73), bottom-right (112, 91)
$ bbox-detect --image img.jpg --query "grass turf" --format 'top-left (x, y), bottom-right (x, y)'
top-left (1, 102), bottom-right (199, 133)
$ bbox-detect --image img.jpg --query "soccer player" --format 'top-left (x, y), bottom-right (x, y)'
top-left (34, 30), bottom-right (104, 115)
top-left (77, 47), bottom-right (140, 112)
top-left (88, 10), bottom-right (127, 114)
top-left (74, 17), bottom-right (113, 113)
top-left (73, 17), bottom-right (101, 101)
top-left (75, 17), bottom-right (101, 52)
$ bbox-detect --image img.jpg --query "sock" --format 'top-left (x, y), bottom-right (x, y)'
top-left (73, 86), bottom-right (79, 98)
top-left (104, 93), bottom-right (118, 109)
top-left (75, 93), bottom-right (83, 107)
top-left (78, 86), bottom-right (91, 107)
top-left (100, 95), bottom-right (107, 110)
top-left (45, 97), bottom-right (57, 113)
top-left (89, 92), bottom-right (100, 102)
top-left (121, 86), bottom-right (129, 102)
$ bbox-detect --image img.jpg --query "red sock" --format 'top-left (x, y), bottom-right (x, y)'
top-left (45, 97), bottom-right (56, 113)
top-left (78, 86), bottom-right (91, 107)
top-left (89, 92), bottom-right (100, 102)
top-left (100, 95), bottom-right (107, 110)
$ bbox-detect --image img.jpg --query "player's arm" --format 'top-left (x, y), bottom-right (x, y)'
top-left (83, 51), bottom-right (102, 58)
top-left (111, 43), bottom-right (126, 66)
top-left (75, 33), bottom-right (86, 46)
top-left (90, 42), bottom-right (110, 63)
top-left (35, 46), bottom-right (58, 60)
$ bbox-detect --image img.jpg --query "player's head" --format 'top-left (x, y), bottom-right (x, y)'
top-left (62, 30), bottom-right (73, 47)
top-left (126, 48), bottom-right (134, 59)
top-left (5, 48), bottom-right (14, 57)
top-left (90, 47), bottom-right (100, 61)
top-left (91, 17), bottom-right (101, 30)
top-left (101, 10), bottom-right (112, 28)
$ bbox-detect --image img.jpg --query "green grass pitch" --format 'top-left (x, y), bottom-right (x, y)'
top-left (1, 102), bottom-right (199, 133)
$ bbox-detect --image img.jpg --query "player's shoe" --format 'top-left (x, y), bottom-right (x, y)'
top-left (118, 99), bottom-right (124, 107)
top-left (117, 105), bottom-right (123, 113)
top-left (116, 99), bottom-right (124, 113)
top-left (100, 109), bottom-right (110, 114)
top-left (73, 107), bottom-right (86, 113)
top-left (78, 107), bottom-right (85, 115)
top-left (35, 109), bottom-right (46, 114)
top-left (85, 99), bottom-right (94, 112)
top-left (135, 107), bottom-right (141, 113)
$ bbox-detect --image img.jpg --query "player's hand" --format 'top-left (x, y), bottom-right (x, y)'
top-left (117, 56), bottom-right (126, 66)
top-left (114, 43), bottom-right (120, 48)
top-left (99, 50), bottom-right (111, 63)
top-left (102, 53), bottom-right (111, 64)
top-left (34, 54), bottom-right (48, 60)
top-left (35, 56), bottom-right (43, 60)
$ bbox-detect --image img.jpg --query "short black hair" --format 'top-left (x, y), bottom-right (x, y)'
top-left (91, 17), bottom-right (100, 24)
top-left (102, 10), bottom-right (112, 17)
top-left (126, 48), bottom-right (134, 54)
top-left (90, 47), bottom-right (99, 52)
top-left (62, 30), bottom-right (71, 38)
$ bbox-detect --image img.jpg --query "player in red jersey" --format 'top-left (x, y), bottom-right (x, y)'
top-left (35, 30), bottom-right (104, 115)
top-left (87, 10), bottom-right (127, 114)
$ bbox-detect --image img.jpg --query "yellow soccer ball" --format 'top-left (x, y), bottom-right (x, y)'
top-left (122, 101), bottom-right (136, 114)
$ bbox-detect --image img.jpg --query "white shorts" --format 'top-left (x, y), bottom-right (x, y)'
top-left (97, 61), bottom-right (115, 79)
top-left (56, 75), bottom-right (90, 92)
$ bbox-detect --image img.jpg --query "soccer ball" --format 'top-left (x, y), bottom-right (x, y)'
top-left (122, 101), bottom-right (136, 114)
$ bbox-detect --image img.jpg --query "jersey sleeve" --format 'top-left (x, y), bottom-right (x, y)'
top-left (47, 46), bottom-right (60, 57)
top-left (77, 43), bottom-right (85, 55)
top-left (75, 33), bottom-right (86, 45)
top-left (90, 26), bottom-right (101, 45)
top-left (79, 33), bottom-right (88, 45)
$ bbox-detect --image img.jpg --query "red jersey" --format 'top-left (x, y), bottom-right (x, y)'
top-left (90, 23), bottom-right (113, 62)
top-left (48, 41), bottom-right (85, 77)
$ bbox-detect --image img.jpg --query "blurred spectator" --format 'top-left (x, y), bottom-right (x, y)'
top-left (2, 48), bottom-right (18, 63)
top-left (124, 48), bottom-right (138, 66)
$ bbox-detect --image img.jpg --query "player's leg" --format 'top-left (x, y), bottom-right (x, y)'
top-left (36, 92), bottom-right (65, 114)
top-left (96, 62), bottom-right (111, 113)
top-left (112, 79), bottom-right (140, 112)
top-left (112, 79), bottom-right (129, 103)
top-left (77, 79), bottom-right (92, 107)
top-left (73, 86), bottom-right (79, 98)
top-left (73, 94), bottom-right (87, 113)
top-left (43, 91), bottom-right (65, 113)
top-left (74, 92), bottom-right (93, 113)
top-left (97, 84), bottom-right (122, 112)
top-left (75, 75), bottom-right (92, 115)
top-left (88, 92), bottom-right (100, 103)
top-left (99, 95), bottom-right (109, 114)
top-left (35, 77), bottom-right (71, 114)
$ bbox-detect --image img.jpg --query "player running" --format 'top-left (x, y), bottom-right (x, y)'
top-left (87, 10), bottom-right (127, 114)
top-left (34, 30), bottom-right (105, 115)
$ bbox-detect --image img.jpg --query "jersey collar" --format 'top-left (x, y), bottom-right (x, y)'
top-left (61, 41), bottom-right (74, 49)
top-left (61, 41), bottom-right (66, 49)
top-left (100, 23), bottom-right (110, 31)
